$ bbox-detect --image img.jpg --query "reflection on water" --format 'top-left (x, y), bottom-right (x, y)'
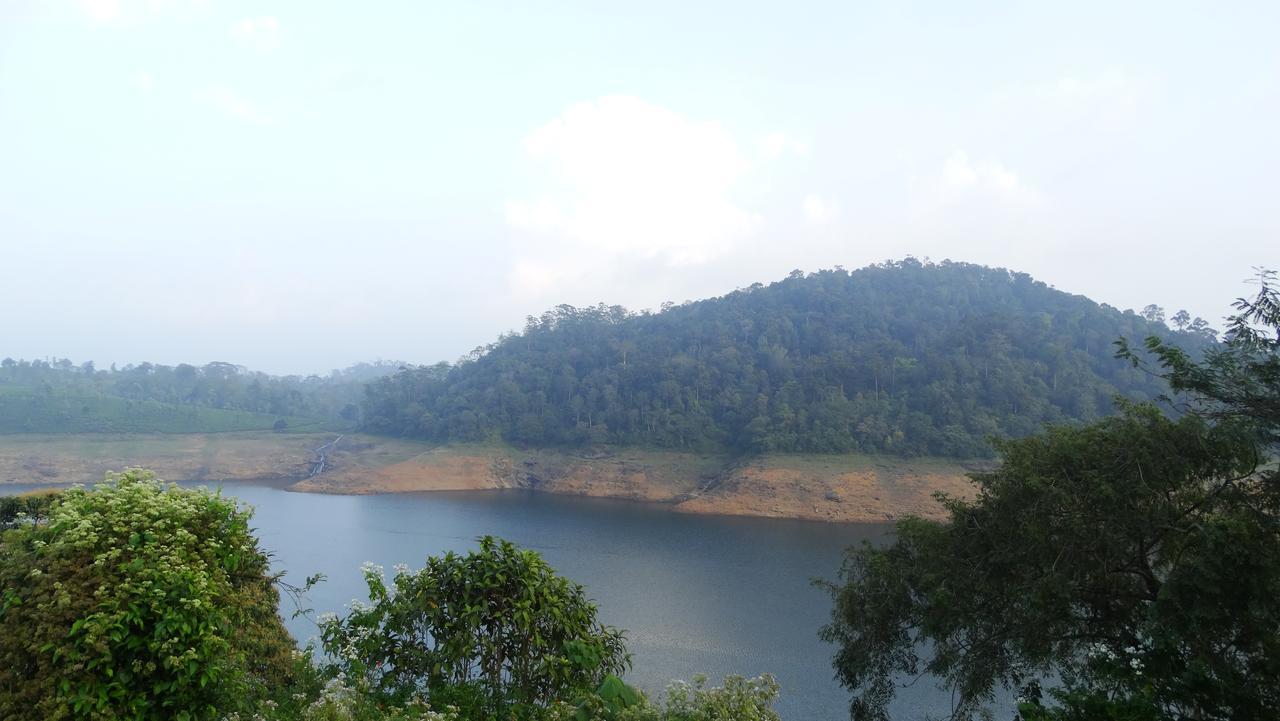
top-left (3, 482), bottom-right (961, 720)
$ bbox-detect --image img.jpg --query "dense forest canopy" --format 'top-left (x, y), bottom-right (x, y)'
top-left (363, 259), bottom-right (1215, 457)
top-left (0, 357), bottom-right (402, 432)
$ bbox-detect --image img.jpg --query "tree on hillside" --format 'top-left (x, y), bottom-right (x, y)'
top-left (1186, 316), bottom-right (1218, 340)
top-left (821, 275), bottom-right (1279, 720)
top-left (1121, 267), bottom-right (1277, 441)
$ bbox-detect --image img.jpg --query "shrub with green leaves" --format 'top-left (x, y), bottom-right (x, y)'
top-left (0, 469), bottom-right (295, 720)
top-left (549, 674), bottom-right (781, 721)
top-left (223, 660), bottom-right (460, 721)
top-left (318, 536), bottom-right (628, 717)
top-left (658, 675), bottom-right (781, 721)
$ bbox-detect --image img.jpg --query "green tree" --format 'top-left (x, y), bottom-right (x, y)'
top-left (822, 276), bottom-right (1280, 720)
top-left (1121, 268), bottom-right (1278, 444)
top-left (0, 470), bottom-right (295, 721)
top-left (318, 536), bottom-right (629, 717)
top-left (0, 489), bottom-right (57, 530)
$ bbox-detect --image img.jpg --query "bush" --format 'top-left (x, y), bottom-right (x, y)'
top-left (318, 536), bottom-right (629, 717)
top-left (658, 675), bottom-right (781, 721)
top-left (0, 470), bottom-right (295, 720)
top-left (223, 653), bottom-right (460, 721)
top-left (549, 674), bottom-right (781, 721)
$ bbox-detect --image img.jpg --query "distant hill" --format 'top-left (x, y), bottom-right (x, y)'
top-left (0, 386), bottom-right (327, 434)
top-left (363, 259), bottom-right (1214, 457)
top-left (0, 359), bottom-right (401, 434)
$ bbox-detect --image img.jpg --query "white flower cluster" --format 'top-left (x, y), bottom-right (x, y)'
top-left (1086, 641), bottom-right (1145, 676)
top-left (1086, 642), bottom-right (1119, 662)
top-left (338, 621), bottom-right (377, 664)
top-left (307, 674), bottom-right (358, 716)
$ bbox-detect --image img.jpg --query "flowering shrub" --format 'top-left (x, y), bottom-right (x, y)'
top-left (547, 674), bottom-right (781, 721)
top-left (660, 674), bottom-right (781, 721)
top-left (222, 666), bottom-right (459, 721)
top-left (0, 470), bottom-right (295, 720)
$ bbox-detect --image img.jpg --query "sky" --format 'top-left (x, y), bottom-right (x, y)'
top-left (1, 0), bottom-right (1276, 375)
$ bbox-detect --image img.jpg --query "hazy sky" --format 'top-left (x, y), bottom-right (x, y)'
top-left (1, 1), bottom-right (1276, 374)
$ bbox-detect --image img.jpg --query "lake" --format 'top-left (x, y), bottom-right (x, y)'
top-left (2, 481), bottom-right (961, 720)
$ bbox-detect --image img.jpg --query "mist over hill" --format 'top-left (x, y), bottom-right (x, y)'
top-left (0, 359), bottom-right (403, 434)
top-left (363, 259), bottom-right (1213, 457)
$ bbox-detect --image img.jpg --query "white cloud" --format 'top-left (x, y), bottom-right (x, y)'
top-left (232, 16), bottom-right (281, 51)
top-left (936, 151), bottom-right (1043, 207)
top-left (506, 95), bottom-right (759, 278)
top-left (81, 0), bottom-right (120, 23)
top-left (802, 194), bottom-right (838, 224)
top-left (759, 131), bottom-right (809, 159)
top-left (196, 86), bottom-right (272, 124)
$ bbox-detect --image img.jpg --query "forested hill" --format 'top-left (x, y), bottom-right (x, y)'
top-left (363, 260), bottom-right (1216, 457)
top-left (0, 359), bottom-right (401, 433)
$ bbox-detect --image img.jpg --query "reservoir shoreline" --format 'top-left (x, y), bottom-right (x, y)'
top-left (0, 431), bottom-right (984, 523)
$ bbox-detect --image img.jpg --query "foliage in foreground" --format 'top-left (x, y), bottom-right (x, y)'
top-left (267, 537), bottom-right (779, 721)
top-left (822, 273), bottom-right (1280, 720)
top-left (317, 537), bottom-right (629, 718)
top-left (548, 673), bottom-right (781, 721)
top-left (246, 536), bottom-right (778, 721)
top-left (0, 470), bottom-right (295, 720)
top-left (228, 667), bottom-right (781, 721)
top-left (1, 475), bottom-right (784, 721)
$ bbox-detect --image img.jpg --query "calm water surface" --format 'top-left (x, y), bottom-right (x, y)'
top-left (4, 482), bottom-right (960, 720)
